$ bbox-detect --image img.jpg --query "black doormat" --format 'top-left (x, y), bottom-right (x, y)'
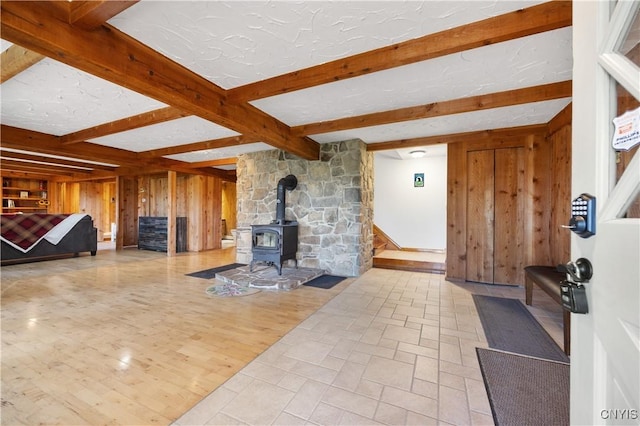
top-left (472, 294), bottom-right (569, 363)
top-left (187, 263), bottom-right (246, 279)
top-left (477, 348), bottom-right (569, 426)
top-left (303, 275), bottom-right (347, 289)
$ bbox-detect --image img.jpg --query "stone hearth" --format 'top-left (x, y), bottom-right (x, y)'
top-left (215, 265), bottom-right (324, 291)
top-left (235, 139), bottom-right (374, 277)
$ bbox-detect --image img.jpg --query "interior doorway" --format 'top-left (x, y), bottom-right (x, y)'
top-left (221, 180), bottom-right (237, 248)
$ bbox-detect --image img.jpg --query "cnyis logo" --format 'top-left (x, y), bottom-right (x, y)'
top-left (600, 409), bottom-right (639, 420)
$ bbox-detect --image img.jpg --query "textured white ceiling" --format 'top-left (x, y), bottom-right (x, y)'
top-left (309, 98), bottom-right (572, 144)
top-left (1, 57), bottom-right (167, 136)
top-left (88, 116), bottom-right (241, 152)
top-left (251, 27), bottom-right (572, 128)
top-left (165, 142), bottom-right (275, 163)
top-left (110, 1), bottom-right (543, 89)
top-left (1, 1), bottom-right (572, 170)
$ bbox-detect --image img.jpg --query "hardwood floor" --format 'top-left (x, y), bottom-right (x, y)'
top-left (1, 247), bottom-right (346, 425)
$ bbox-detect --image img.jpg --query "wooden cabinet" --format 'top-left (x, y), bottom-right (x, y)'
top-left (1, 178), bottom-right (49, 213)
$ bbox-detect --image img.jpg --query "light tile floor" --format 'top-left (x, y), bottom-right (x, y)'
top-left (173, 267), bottom-right (564, 426)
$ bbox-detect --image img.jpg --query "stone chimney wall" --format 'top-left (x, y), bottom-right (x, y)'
top-left (235, 139), bottom-right (374, 277)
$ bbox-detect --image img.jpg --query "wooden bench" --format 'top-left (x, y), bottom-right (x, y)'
top-left (524, 265), bottom-right (571, 355)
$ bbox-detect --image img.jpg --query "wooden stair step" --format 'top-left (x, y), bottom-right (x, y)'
top-left (372, 257), bottom-right (445, 274)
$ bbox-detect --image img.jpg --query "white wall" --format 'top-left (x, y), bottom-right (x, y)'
top-left (374, 149), bottom-right (447, 249)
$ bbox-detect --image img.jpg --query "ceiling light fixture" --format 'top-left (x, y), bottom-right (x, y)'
top-left (409, 150), bottom-right (426, 158)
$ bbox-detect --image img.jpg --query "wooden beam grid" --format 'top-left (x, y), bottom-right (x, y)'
top-left (0, 1), bottom-right (572, 180)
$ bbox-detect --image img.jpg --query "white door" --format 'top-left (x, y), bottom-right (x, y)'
top-left (572, 2), bottom-right (640, 425)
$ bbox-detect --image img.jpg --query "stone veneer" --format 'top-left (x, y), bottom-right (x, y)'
top-left (235, 139), bottom-right (374, 277)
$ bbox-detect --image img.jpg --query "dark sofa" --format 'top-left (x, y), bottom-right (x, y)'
top-left (1, 214), bottom-right (98, 264)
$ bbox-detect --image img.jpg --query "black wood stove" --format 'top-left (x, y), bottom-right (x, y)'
top-left (250, 175), bottom-right (299, 275)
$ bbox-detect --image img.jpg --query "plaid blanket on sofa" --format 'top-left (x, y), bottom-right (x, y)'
top-left (1, 214), bottom-right (69, 251)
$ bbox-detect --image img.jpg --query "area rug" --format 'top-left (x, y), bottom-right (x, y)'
top-left (472, 294), bottom-right (569, 363)
top-left (302, 275), bottom-right (348, 289)
top-left (187, 263), bottom-right (246, 279)
top-left (205, 282), bottom-right (260, 297)
top-left (477, 348), bottom-right (569, 426)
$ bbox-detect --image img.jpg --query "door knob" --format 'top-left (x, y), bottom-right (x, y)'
top-left (557, 257), bottom-right (593, 283)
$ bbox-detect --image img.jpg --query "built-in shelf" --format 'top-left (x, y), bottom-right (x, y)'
top-left (1, 178), bottom-right (49, 214)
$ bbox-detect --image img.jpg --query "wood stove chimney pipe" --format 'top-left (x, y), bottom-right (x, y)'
top-left (276, 174), bottom-right (297, 225)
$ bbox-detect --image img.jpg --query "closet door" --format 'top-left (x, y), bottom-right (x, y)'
top-left (466, 147), bottom-right (525, 285)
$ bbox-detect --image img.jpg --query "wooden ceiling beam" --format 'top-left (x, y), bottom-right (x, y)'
top-left (293, 81), bottom-right (572, 136)
top-left (1, 170), bottom-right (58, 180)
top-left (366, 124), bottom-right (548, 152)
top-left (0, 1), bottom-right (319, 161)
top-left (138, 134), bottom-right (261, 158)
top-left (184, 158), bottom-right (237, 168)
top-left (1, 125), bottom-right (236, 181)
top-left (181, 167), bottom-right (236, 182)
top-left (156, 159), bottom-right (237, 181)
top-left (229, 1), bottom-right (572, 102)
top-left (2, 125), bottom-right (141, 167)
top-left (0, 150), bottom-right (118, 171)
top-left (59, 106), bottom-right (190, 145)
top-left (68, 1), bottom-right (139, 30)
top-left (0, 44), bottom-right (45, 83)
top-left (0, 159), bottom-right (93, 176)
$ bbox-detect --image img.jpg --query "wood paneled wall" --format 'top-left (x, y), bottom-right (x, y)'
top-left (130, 173), bottom-right (222, 251)
top-left (78, 181), bottom-right (116, 239)
top-left (49, 180), bottom-right (117, 240)
top-left (548, 105), bottom-right (572, 265)
top-left (117, 176), bottom-right (139, 247)
top-left (182, 174), bottom-right (222, 251)
top-left (447, 120), bottom-right (570, 286)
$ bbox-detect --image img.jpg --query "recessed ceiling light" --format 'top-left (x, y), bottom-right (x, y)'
top-left (409, 150), bottom-right (426, 158)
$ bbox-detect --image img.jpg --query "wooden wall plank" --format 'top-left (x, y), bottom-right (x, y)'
top-left (48, 181), bottom-right (61, 213)
top-left (446, 142), bottom-right (467, 281)
top-left (64, 183), bottom-right (80, 214)
top-left (549, 124), bottom-right (572, 265)
top-left (466, 150), bottom-right (495, 283)
top-left (186, 175), bottom-right (203, 251)
top-left (79, 181), bottom-right (105, 239)
top-left (494, 147), bottom-right (525, 284)
top-left (118, 176), bottom-right (138, 247)
top-left (167, 171), bottom-right (177, 256)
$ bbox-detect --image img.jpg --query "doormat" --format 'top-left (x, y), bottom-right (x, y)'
top-left (187, 263), bottom-right (246, 279)
top-left (302, 275), bottom-right (348, 289)
top-left (477, 348), bottom-right (569, 426)
top-left (205, 282), bottom-right (260, 297)
top-left (473, 294), bottom-right (569, 362)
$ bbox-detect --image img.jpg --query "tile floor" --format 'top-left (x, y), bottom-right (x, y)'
top-left (173, 267), bottom-right (564, 425)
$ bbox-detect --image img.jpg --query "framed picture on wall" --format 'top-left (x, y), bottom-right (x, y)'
top-left (414, 173), bottom-right (424, 187)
